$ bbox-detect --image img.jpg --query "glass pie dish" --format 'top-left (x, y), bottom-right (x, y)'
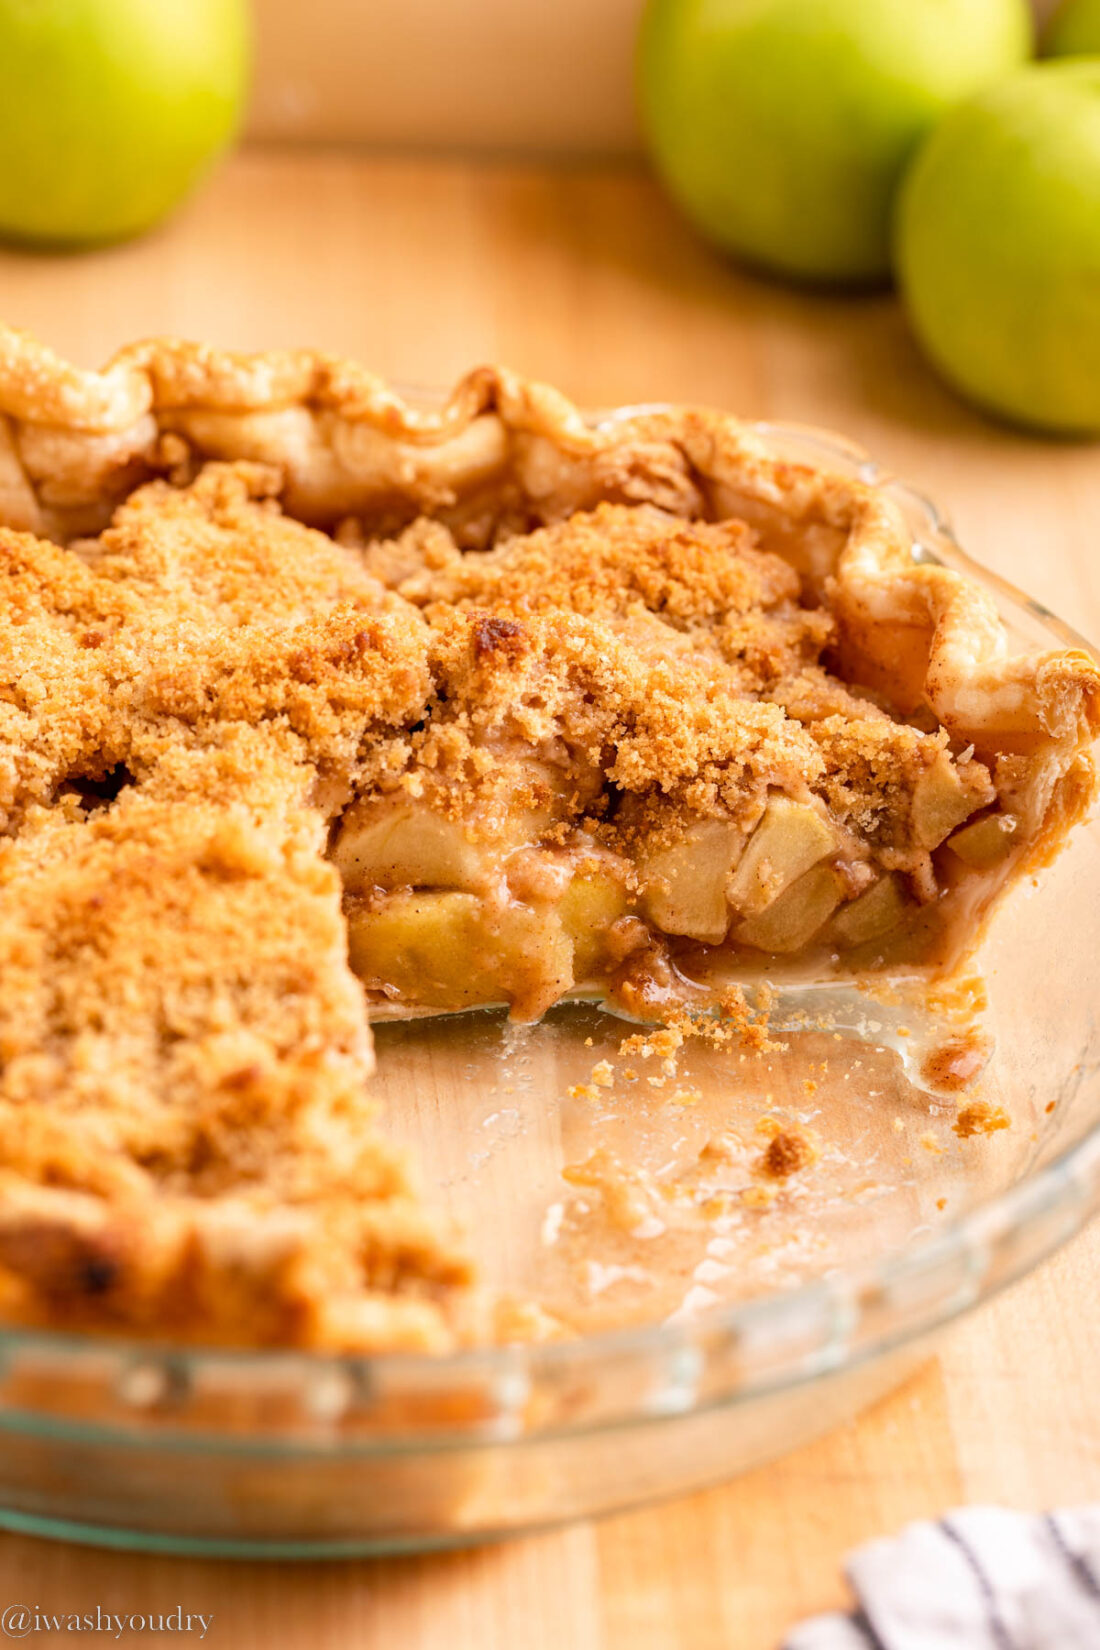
top-left (0, 420), bottom-right (1096, 1558)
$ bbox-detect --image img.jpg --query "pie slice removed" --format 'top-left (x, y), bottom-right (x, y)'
top-left (0, 327), bottom-right (1096, 1349)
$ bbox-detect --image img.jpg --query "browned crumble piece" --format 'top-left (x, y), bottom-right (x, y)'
top-left (953, 1102), bottom-right (1011, 1139)
top-left (757, 1129), bottom-right (820, 1180)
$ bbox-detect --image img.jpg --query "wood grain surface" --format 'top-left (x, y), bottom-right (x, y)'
top-left (0, 149), bottom-right (1097, 1649)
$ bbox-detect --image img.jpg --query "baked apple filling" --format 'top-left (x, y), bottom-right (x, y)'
top-left (319, 501), bottom-right (1038, 1022)
top-left (330, 768), bottom-right (1013, 1022)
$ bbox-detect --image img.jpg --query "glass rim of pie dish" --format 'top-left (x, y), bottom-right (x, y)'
top-left (2, 413), bottom-right (1098, 1468)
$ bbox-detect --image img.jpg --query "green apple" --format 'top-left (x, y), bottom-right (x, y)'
top-left (0, 0), bottom-right (251, 247)
top-left (637, 0), bottom-right (1032, 284)
top-left (1044, 0), bottom-right (1100, 56)
top-left (897, 61), bottom-right (1100, 435)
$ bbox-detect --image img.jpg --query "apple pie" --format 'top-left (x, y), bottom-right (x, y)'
top-left (0, 327), bottom-right (1096, 1350)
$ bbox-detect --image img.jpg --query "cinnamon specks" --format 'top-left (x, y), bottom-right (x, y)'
top-left (921, 1033), bottom-right (992, 1094)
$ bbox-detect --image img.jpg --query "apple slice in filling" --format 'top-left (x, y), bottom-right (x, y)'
top-left (329, 746), bottom-right (1007, 1016)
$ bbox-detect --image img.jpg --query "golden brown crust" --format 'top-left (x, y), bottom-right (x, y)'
top-left (0, 325), bottom-right (1096, 1352)
top-left (0, 448), bottom-right (454, 1347)
top-left (0, 759), bottom-right (468, 1351)
top-left (2, 325), bottom-right (1094, 754)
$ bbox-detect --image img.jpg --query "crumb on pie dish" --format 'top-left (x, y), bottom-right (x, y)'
top-left (0, 327), bottom-right (1097, 1354)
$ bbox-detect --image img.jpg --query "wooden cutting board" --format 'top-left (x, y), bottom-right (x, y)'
top-left (0, 148), bottom-right (1097, 1649)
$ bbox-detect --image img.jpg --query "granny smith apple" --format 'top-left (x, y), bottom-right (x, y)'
top-left (896, 61), bottom-right (1100, 435)
top-left (1044, 0), bottom-right (1100, 55)
top-left (637, 0), bottom-right (1032, 284)
top-left (0, 0), bottom-right (250, 246)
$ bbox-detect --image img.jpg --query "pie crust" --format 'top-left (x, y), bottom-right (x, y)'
top-left (0, 326), bottom-right (1096, 1352)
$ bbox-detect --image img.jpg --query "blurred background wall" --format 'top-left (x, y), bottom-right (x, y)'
top-left (248, 0), bottom-right (1061, 153)
top-left (247, 0), bottom-right (643, 153)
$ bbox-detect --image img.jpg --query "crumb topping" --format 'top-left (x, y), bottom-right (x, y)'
top-left (0, 768), bottom-right (468, 1349)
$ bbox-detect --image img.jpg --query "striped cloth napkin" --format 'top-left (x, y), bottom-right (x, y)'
top-left (784, 1507), bottom-right (1100, 1649)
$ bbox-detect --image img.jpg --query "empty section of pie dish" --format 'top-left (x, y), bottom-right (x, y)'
top-left (0, 350), bottom-right (1098, 1551)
